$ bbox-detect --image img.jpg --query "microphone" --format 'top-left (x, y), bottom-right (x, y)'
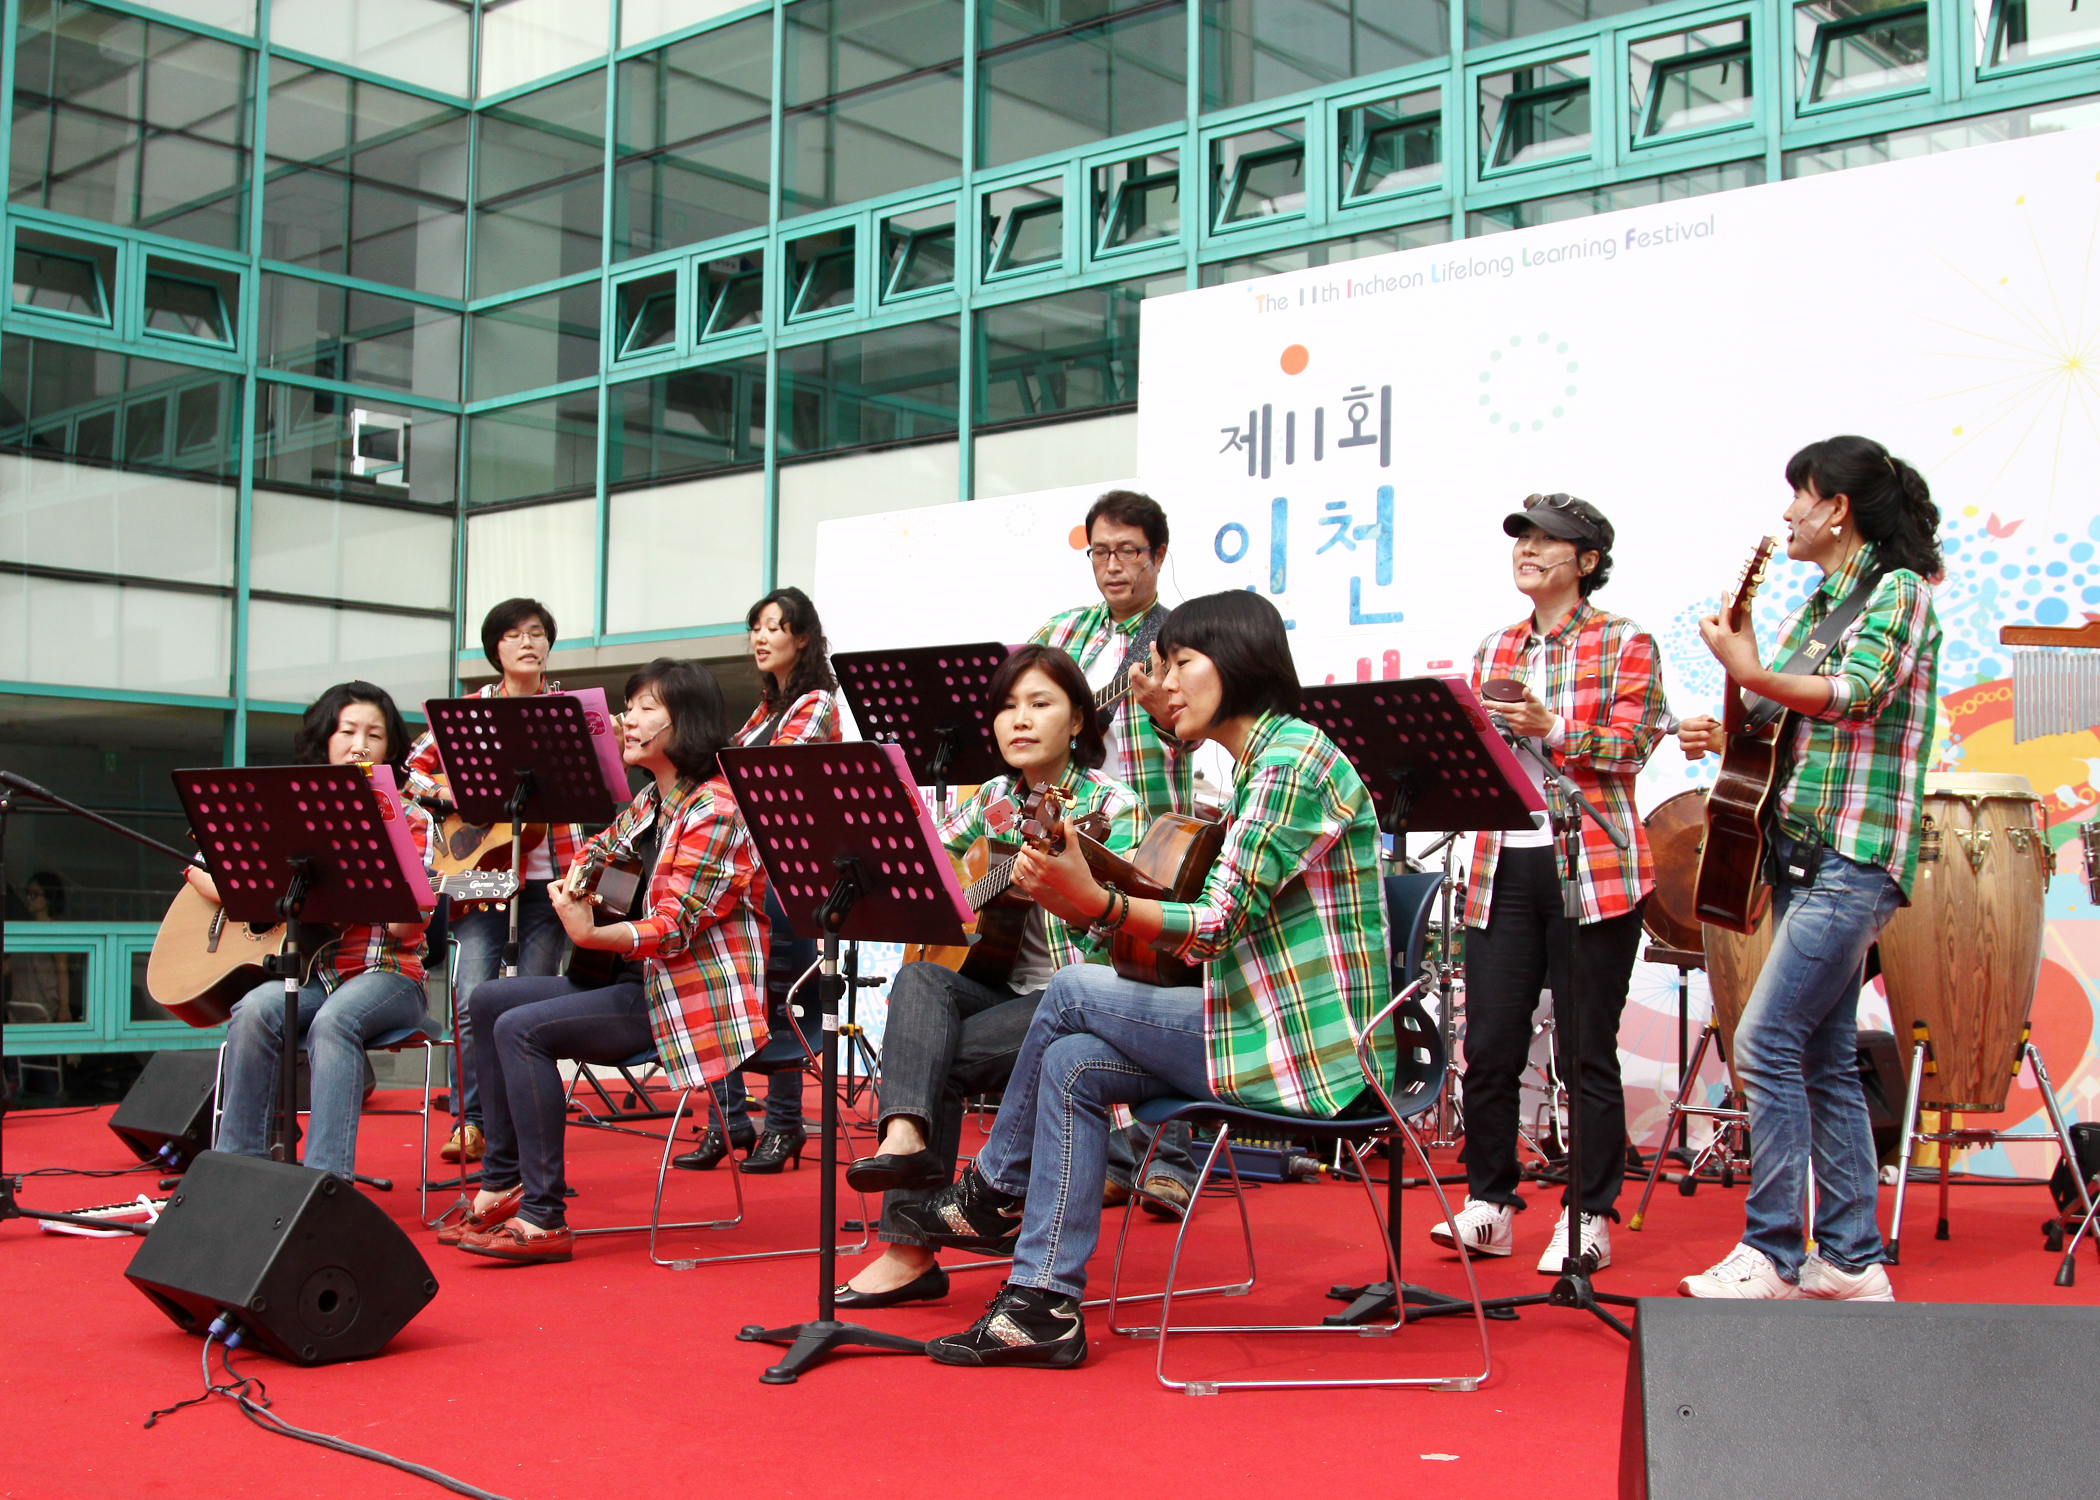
top-left (630, 720), bottom-right (669, 748)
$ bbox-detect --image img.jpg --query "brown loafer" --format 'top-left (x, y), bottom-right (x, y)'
top-left (1139, 1174), bottom-right (1191, 1221)
top-left (440, 1123), bottom-right (486, 1164)
top-left (458, 1219), bottom-right (573, 1264)
top-left (436, 1184), bottom-right (525, 1247)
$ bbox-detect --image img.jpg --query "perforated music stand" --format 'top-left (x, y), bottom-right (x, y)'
top-left (721, 741), bottom-right (970, 1384)
top-left (1295, 677), bottom-right (1543, 838)
top-left (172, 764), bottom-right (434, 1165)
top-left (832, 643), bottom-right (1012, 806)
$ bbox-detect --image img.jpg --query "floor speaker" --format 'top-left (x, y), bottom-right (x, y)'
top-left (108, 1050), bottom-right (219, 1169)
top-left (1621, 1298), bottom-right (2097, 1499)
top-left (125, 1151), bottom-right (437, 1365)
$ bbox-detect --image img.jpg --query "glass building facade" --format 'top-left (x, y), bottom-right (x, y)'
top-left (3, 0), bottom-right (2098, 1061)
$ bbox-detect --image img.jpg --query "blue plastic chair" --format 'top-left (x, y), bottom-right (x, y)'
top-left (1102, 870), bottom-right (1492, 1394)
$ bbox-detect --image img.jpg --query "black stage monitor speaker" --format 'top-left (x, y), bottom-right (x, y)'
top-left (125, 1152), bottom-right (437, 1365)
top-left (1621, 1299), bottom-right (2097, 1499)
top-left (108, 1050), bottom-right (218, 1169)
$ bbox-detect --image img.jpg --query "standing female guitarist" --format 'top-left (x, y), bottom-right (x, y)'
top-left (831, 644), bottom-right (1141, 1310)
top-left (897, 592), bottom-right (1393, 1368)
top-left (1676, 436), bottom-right (1941, 1302)
top-left (205, 682), bottom-right (435, 1181)
top-left (676, 586), bottom-right (842, 1175)
top-left (448, 659), bottom-right (770, 1265)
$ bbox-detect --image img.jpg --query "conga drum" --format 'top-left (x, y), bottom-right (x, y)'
top-left (1876, 772), bottom-right (2050, 1112)
top-left (1702, 912), bottom-right (1774, 1095)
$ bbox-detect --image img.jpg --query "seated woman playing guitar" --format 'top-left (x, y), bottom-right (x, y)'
top-left (448, 658), bottom-right (770, 1265)
top-left (832, 644), bottom-right (1142, 1310)
top-left (897, 592), bottom-right (1394, 1367)
top-left (203, 682), bottom-right (435, 1180)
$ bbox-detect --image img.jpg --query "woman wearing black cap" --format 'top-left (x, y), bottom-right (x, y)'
top-left (1430, 494), bottom-right (1671, 1275)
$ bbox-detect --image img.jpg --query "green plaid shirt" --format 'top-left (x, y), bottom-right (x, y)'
top-left (1031, 601), bottom-right (1193, 820)
top-left (1773, 543), bottom-right (1941, 896)
top-left (1148, 712), bottom-right (1394, 1118)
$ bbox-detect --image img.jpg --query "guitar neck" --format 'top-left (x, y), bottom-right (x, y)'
top-left (964, 851), bottom-right (1018, 911)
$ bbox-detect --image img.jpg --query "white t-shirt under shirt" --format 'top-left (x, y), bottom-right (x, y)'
top-left (1007, 907), bottom-right (1057, 996)
top-left (1501, 636), bottom-right (1568, 850)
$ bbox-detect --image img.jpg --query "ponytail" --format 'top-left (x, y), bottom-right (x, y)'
top-left (1783, 435), bottom-right (1941, 580)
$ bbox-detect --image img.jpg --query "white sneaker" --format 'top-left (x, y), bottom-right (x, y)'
top-left (1428, 1197), bottom-right (1514, 1257)
top-left (1535, 1208), bottom-right (1612, 1275)
top-left (1800, 1253), bottom-right (1895, 1302)
top-left (1677, 1243), bottom-right (1803, 1300)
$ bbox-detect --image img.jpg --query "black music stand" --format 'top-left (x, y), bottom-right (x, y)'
top-left (423, 691), bottom-right (625, 977)
top-left (723, 742), bottom-right (971, 1383)
top-left (833, 643), bottom-right (1011, 813)
top-left (172, 765), bottom-right (431, 1164)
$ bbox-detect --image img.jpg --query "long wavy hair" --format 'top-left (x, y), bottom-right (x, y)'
top-left (747, 586), bottom-right (837, 715)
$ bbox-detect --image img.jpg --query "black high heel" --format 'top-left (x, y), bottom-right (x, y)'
top-left (674, 1117), bottom-right (757, 1171)
top-left (740, 1129), bottom-right (807, 1174)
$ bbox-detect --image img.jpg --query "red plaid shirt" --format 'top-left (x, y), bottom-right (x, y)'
top-left (322, 795), bottom-right (437, 987)
top-left (585, 774), bottom-right (771, 1090)
top-left (734, 688), bottom-right (841, 748)
top-left (404, 681), bottom-right (591, 873)
top-left (1465, 601), bottom-right (1670, 926)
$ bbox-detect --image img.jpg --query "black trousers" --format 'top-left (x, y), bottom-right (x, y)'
top-left (1460, 844), bottom-right (1645, 1219)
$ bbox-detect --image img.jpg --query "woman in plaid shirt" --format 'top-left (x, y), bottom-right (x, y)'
top-left (1676, 437), bottom-right (1942, 1304)
top-left (896, 592), bottom-right (1393, 1368)
top-left (1435, 494), bottom-right (1670, 1277)
top-left (451, 659), bottom-right (770, 1265)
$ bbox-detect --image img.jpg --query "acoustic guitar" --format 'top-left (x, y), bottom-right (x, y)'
top-left (1693, 536), bottom-right (1783, 934)
top-left (559, 844), bottom-right (647, 989)
top-left (145, 869), bottom-right (520, 1028)
top-left (1025, 786), bottom-right (1227, 987)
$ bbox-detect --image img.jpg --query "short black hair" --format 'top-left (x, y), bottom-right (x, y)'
top-left (984, 645), bottom-right (1107, 771)
top-left (481, 597), bottom-right (558, 671)
top-left (1085, 489), bottom-right (1168, 552)
top-left (291, 681), bottom-right (413, 776)
top-left (1156, 591), bottom-right (1300, 721)
top-left (623, 658), bottom-right (730, 783)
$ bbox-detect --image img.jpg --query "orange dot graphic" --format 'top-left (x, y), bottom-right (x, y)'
top-left (1280, 344), bottom-right (1310, 375)
top-left (1069, 525), bottom-right (1088, 550)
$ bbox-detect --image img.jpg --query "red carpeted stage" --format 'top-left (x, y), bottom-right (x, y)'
top-left (3, 1092), bottom-right (2093, 1500)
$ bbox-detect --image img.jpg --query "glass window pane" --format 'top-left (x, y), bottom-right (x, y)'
top-left (143, 256), bottom-right (238, 346)
top-left (1781, 96), bottom-right (2100, 175)
top-left (1481, 55), bottom-right (1591, 169)
top-left (1, 333), bottom-right (239, 479)
top-left (699, 249), bottom-right (766, 339)
top-left (474, 72), bottom-right (607, 297)
top-left (244, 598), bottom-right (449, 706)
top-left (974, 273), bottom-right (1180, 428)
top-left (1466, 1), bottom-right (1667, 49)
top-left (782, 0), bottom-right (965, 217)
top-left (1631, 23), bottom-right (1752, 140)
top-left (622, 0), bottom-right (755, 48)
top-left (972, 408), bottom-right (1136, 497)
top-left (11, 228), bottom-right (115, 322)
top-left (138, 1), bottom-right (253, 33)
top-left (253, 383), bottom-right (458, 507)
top-left (259, 274), bottom-right (461, 400)
top-left (466, 392), bottom-right (599, 506)
top-left (468, 285), bottom-right (602, 401)
top-left (268, 0), bottom-right (472, 97)
top-left (3, 941), bottom-right (90, 1027)
top-left (1197, 220), bottom-right (1450, 284)
top-left (775, 439), bottom-right (957, 593)
top-left (1202, 1), bottom-right (1449, 112)
top-left (984, 180), bottom-right (1062, 274)
top-left (788, 227), bottom-right (857, 319)
top-left (614, 15), bottom-right (774, 261)
top-left (1094, 152), bottom-right (1179, 252)
top-left (1, 450), bottom-right (235, 587)
top-left (263, 62), bottom-right (470, 299)
top-left (0, 696), bottom-right (226, 922)
top-left (462, 500), bottom-right (595, 653)
top-left (615, 271), bottom-right (680, 358)
top-left (0, 575), bottom-right (232, 696)
top-left (9, 0), bottom-right (252, 250)
top-left (1985, 1), bottom-right (2100, 67)
top-left (610, 359), bottom-right (767, 486)
top-left (1466, 156), bottom-right (1763, 233)
top-left (249, 490), bottom-right (452, 611)
top-left (1338, 88), bottom-right (1440, 202)
top-left (882, 203), bottom-right (956, 298)
top-left (776, 319), bottom-right (959, 458)
top-left (1212, 124), bottom-right (1306, 227)
top-left (979, 0), bottom-right (1186, 172)
top-left (1797, 2), bottom-right (1930, 105)
top-left (606, 469), bottom-right (766, 634)
top-left (480, 0), bottom-right (609, 98)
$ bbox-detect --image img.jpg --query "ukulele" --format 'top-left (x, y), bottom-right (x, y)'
top-left (145, 869), bottom-right (519, 1028)
top-left (560, 843), bottom-right (648, 989)
top-left (1693, 536), bottom-right (1783, 934)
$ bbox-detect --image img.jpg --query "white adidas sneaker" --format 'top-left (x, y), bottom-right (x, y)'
top-left (1428, 1197), bottom-right (1514, 1257)
top-left (1535, 1208), bottom-right (1612, 1275)
top-left (1799, 1253), bottom-right (1896, 1302)
top-left (1677, 1242), bottom-right (1803, 1300)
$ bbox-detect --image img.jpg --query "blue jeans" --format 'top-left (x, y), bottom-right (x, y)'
top-left (218, 970), bottom-right (428, 1179)
top-left (975, 964), bottom-right (1215, 1298)
top-left (1733, 840), bottom-right (1903, 1278)
top-left (448, 884), bottom-right (565, 1126)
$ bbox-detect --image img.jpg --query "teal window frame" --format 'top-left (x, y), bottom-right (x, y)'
top-left (0, 925), bottom-right (215, 1057)
top-left (1335, 88), bottom-right (1444, 206)
top-left (981, 177), bottom-right (1068, 281)
top-left (1478, 52), bottom-right (1596, 178)
top-left (696, 245), bottom-right (768, 343)
top-left (1794, 2), bottom-right (1933, 115)
top-left (141, 258), bottom-right (240, 351)
top-left (785, 225), bottom-right (860, 322)
top-left (9, 223), bottom-right (123, 329)
top-left (1972, 0), bottom-right (2100, 81)
top-left (611, 265), bottom-right (684, 362)
top-left (1623, 12), bottom-right (1760, 151)
top-left (879, 201), bottom-right (959, 302)
top-left (1206, 118), bottom-right (1312, 234)
top-left (1091, 150), bottom-right (1182, 258)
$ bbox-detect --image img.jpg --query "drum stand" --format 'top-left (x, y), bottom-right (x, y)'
top-left (1886, 1025), bottom-right (2095, 1268)
top-left (1627, 1017), bottom-right (1751, 1230)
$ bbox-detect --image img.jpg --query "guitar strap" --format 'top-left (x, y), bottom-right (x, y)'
top-left (1113, 604), bottom-right (1169, 701)
top-left (1740, 567), bottom-right (1886, 736)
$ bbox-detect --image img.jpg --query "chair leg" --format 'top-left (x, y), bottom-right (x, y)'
top-left (1102, 1125), bottom-right (1256, 1331)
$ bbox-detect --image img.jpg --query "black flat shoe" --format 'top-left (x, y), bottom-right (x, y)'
top-left (740, 1129), bottom-right (807, 1174)
top-left (673, 1118), bottom-right (756, 1172)
top-left (830, 1265), bottom-right (951, 1310)
top-left (845, 1149), bottom-right (948, 1194)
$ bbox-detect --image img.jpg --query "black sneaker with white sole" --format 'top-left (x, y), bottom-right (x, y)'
top-left (889, 1163), bottom-right (1025, 1256)
top-left (925, 1284), bottom-right (1087, 1368)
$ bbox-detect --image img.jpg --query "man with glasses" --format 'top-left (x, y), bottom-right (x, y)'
top-left (1030, 490), bottom-right (1201, 1216)
top-left (404, 598), bottom-right (590, 1166)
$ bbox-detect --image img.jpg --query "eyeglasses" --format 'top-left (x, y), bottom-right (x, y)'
top-left (1085, 544), bottom-right (1154, 563)
top-left (500, 627), bottom-right (549, 644)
